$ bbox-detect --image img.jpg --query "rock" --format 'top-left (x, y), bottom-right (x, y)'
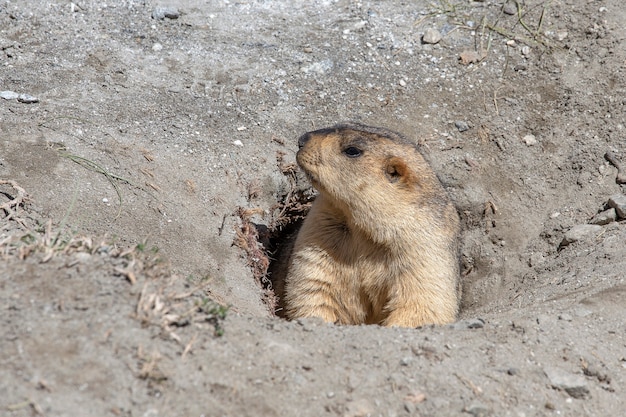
top-left (589, 208), bottom-right (616, 225)
top-left (152, 6), bottom-right (180, 20)
top-left (0, 90), bottom-right (19, 100)
top-left (422, 28), bottom-right (442, 44)
top-left (455, 121), bottom-right (470, 132)
top-left (450, 318), bottom-right (484, 330)
top-left (344, 399), bottom-right (375, 417)
top-left (558, 313), bottom-right (573, 322)
top-left (503, 2), bottom-right (517, 15)
top-left (459, 50), bottom-right (484, 65)
top-left (17, 94), bottom-right (39, 103)
top-left (464, 403), bottom-right (492, 417)
top-left (607, 194), bottom-right (626, 219)
top-left (507, 368), bottom-right (519, 376)
top-left (559, 224), bottom-right (602, 247)
top-left (522, 134), bottom-right (537, 146)
top-left (544, 367), bottom-right (590, 399)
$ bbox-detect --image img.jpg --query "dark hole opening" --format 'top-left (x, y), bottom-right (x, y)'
top-left (235, 183), bottom-right (315, 317)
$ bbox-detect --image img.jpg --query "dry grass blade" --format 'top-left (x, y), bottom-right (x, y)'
top-left (60, 153), bottom-right (126, 218)
top-left (0, 179), bottom-right (29, 228)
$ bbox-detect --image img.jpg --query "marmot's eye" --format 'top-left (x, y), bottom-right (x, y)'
top-left (343, 146), bottom-right (362, 158)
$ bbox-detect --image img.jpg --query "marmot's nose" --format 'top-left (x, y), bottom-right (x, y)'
top-left (298, 133), bottom-right (311, 149)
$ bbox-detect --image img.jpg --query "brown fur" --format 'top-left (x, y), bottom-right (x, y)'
top-left (283, 122), bottom-right (461, 327)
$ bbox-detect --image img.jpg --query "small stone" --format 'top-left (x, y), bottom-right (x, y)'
top-left (589, 208), bottom-right (616, 225)
top-left (523, 134), bottom-right (537, 146)
top-left (556, 31), bottom-right (569, 41)
top-left (450, 318), bottom-right (484, 330)
top-left (399, 79), bottom-right (406, 87)
top-left (152, 43), bottom-right (163, 52)
top-left (422, 28), bottom-right (442, 44)
top-left (607, 194), bottom-right (626, 219)
top-left (507, 368), bottom-right (519, 376)
top-left (152, 6), bottom-right (180, 20)
top-left (558, 313), bottom-right (573, 322)
top-left (465, 403), bottom-right (492, 417)
top-left (102, 198), bottom-right (109, 203)
top-left (521, 46), bottom-right (531, 56)
top-left (459, 50), bottom-right (483, 65)
top-left (466, 318), bottom-right (485, 329)
top-left (503, 2), bottom-right (517, 15)
top-left (399, 357), bottom-right (411, 366)
top-left (528, 252), bottom-right (544, 267)
top-left (544, 367), bottom-right (590, 399)
top-left (236, 126), bottom-right (247, 131)
top-left (455, 121), bottom-right (470, 132)
top-left (232, 140), bottom-right (244, 147)
top-left (560, 224), bottom-right (603, 247)
top-left (17, 94), bottom-right (39, 104)
top-left (0, 90), bottom-right (19, 100)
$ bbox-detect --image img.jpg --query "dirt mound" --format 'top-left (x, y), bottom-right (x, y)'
top-left (1, 0), bottom-right (625, 415)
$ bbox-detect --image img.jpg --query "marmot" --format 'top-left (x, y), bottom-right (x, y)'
top-left (283, 122), bottom-right (461, 327)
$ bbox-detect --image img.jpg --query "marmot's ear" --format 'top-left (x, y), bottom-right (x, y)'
top-left (385, 157), bottom-right (416, 185)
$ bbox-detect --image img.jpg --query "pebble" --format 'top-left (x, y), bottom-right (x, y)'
top-left (422, 28), bottom-right (442, 44)
top-left (465, 403), bottom-right (492, 417)
top-left (607, 194), bottom-right (626, 219)
top-left (544, 367), bottom-right (590, 399)
top-left (521, 46), bottom-right (531, 56)
top-left (528, 252), bottom-right (545, 267)
top-left (558, 313), bottom-right (573, 322)
top-left (503, 3), bottom-right (517, 15)
top-left (152, 6), bottom-right (180, 20)
top-left (589, 208), bottom-right (616, 225)
top-left (455, 121), bottom-right (470, 132)
top-left (1, 91), bottom-right (39, 103)
top-left (523, 134), bottom-right (537, 146)
top-left (0, 90), bottom-right (19, 100)
top-left (560, 224), bottom-right (602, 247)
top-left (17, 94), bottom-right (39, 103)
top-left (152, 43), bottom-right (163, 52)
top-left (556, 31), bottom-right (569, 41)
top-left (450, 318), bottom-right (485, 330)
top-left (232, 140), bottom-right (243, 147)
top-left (399, 357), bottom-right (412, 366)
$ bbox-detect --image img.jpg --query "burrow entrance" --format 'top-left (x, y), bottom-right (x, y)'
top-left (234, 160), bottom-right (315, 317)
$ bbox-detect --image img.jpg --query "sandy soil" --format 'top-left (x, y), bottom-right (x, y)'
top-left (1, 0), bottom-right (625, 416)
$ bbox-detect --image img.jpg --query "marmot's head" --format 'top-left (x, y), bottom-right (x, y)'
top-left (296, 123), bottom-right (445, 241)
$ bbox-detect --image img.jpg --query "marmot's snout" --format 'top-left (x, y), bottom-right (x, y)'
top-left (298, 132), bottom-right (312, 149)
